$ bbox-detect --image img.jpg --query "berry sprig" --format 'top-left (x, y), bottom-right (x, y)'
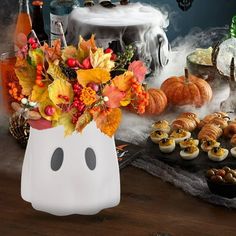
top-left (8, 82), bottom-right (24, 102)
top-left (130, 78), bottom-right (149, 114)
top-left (35, 64), bottom-right (44, 87)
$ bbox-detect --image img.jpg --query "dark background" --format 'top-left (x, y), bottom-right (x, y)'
top-left (1, 0), bottom-right (236, 48)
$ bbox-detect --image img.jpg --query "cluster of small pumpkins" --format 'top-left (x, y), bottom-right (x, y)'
top-left (144, 69), bottom-right (213, 116)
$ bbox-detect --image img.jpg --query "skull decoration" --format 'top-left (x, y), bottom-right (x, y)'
top-left (176, 0), bottom-right (194, 11)
top-left (21, 122), bottom-right (120, 216)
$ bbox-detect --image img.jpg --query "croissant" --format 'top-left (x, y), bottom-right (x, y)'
top-left (223, 122), bottom-right (236, 138)
top-left (231, 134), bottom-right (236, 146)
top-left (198, 124), bottom-right (223, 141)
top-left (198, 112), bottom-right (229, 129)
top-left (172, 112), bottom-right (199, 132)
top-left (209, 117), bottom-right (228, 129)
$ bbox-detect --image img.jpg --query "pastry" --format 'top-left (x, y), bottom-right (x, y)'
top-left (198, 112), bottom-right (228, 129)
top-left (159, 138), bottom-right (176, 153)
top-left (198, 124), bottom-right (223, 141)
top-left (208, 146), bottom-right (228, 162)
top-left (179, 138), bottom-right (199, 149)
top-left (172, 112), bottom-right (199, 132)
top-left (201, 139), bottom-right (220, 152)
top-left (150, 130), bottom-right (168, 144)
top-left (152, 120), bottom-right (170, 133)
top-left (209, 117), bottom-right (228, 129)
top-left (170, 129), bottom-right (191, 144)
top-left (180, 145), bottom-right (199, 160)
top-left (223, 122), bottom-right (236, 138)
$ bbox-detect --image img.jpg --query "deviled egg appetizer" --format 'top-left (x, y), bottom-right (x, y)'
top-left (180, 145), bottom-right (199, 160)
top-left (159, 138), bottom-right (176, 153)
top-left (201, 139), bottom-right (220, 152)
top-left (230, 147), bottom-right (236, 158)
top-left (208, 146), bottom-right (229, 162)
top-left (179, 138), bottom-right (199, 149)
top-left (152, 120), bottom-right (171, 133)
top-left (150, 130), bottom-right (168, 144)
top-left (170, 129), bottom-right (191, 144)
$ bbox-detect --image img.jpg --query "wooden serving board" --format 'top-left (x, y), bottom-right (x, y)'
top-left (145, 136), bottom-right (236, 173)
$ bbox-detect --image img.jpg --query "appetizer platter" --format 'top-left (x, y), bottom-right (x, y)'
top-left (146, 112), bottom-right (236, 172)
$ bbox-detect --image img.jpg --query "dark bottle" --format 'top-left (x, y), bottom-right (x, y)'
top-left (31, 0), bottom-right (48, 44)
top-left (99, 0), bottom-right (116, 8)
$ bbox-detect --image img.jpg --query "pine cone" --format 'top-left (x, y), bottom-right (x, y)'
top-left (9, 113), bottom-right (30, 147)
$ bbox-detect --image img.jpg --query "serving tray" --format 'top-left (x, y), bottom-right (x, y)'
top-left (145, 136), bottom-right (236, 173)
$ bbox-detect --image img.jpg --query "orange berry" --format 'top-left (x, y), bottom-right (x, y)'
top-left (36, 75), bottom-right (42, 80)
top-left (37, 64), bottom-right (43, 71)
top-left (9, 89), bottom-right (13, 95)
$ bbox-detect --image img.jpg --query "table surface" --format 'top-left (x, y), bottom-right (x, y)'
top-left (0, 127), bottom-right (236, 236)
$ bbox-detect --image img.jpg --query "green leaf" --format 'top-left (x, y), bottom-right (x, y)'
top-left (29, 48), bottom-right (44, 66)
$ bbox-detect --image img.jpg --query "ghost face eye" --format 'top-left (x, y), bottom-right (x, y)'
top-left (51, 148), bottom-right (64, 171)
top-left (85, 148), bottom-right (96, 171)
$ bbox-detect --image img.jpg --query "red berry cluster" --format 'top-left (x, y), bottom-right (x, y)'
top-left (35, 64), bottom-right (44, 87)
top-left (28, 37), bottom-right (39, 50)
top-left (71, 83), bottom-right (86, 124)
top-left (104, 48), bottom-right (117, 61)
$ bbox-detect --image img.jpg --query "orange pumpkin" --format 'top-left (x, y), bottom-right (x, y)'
top-left (145, 88), bottom-right (167, 115)
top-left (160, 69), bottom-right (212, 107)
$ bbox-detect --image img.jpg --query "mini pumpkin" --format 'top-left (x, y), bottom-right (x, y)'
top-left (145, 88), bottom-right (167, 115)
top-left (160, 69), bottom-right (213, 107)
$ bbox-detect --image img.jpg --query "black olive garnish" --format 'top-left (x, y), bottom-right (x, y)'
top-left (161, 138), bottom-right (169, 144)
top-left (212, 147), bottom-right (221, 153)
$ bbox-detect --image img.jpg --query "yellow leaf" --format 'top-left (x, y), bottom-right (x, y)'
top-left (48, 78), bottom-right (74, 105)
top-left (38, 99), bottom-right (61, 121)
top-left (90, 48), bottom-right (114, 71)
top-left (47, 62), bottom-right (68, 81)
top-left (30, 83), bottom-right (49, 103)
top-left (94, 108), bottom-right (122, 137)
top-left (120, 89), bottom-right (132, 107)
top-left (112, 71), bottom-right (134, 92)
top-left (77, 68), bottom-right (111, 87)
top-left (52, 109), bottom-right (77, 136)
top-left (75, 111), bottom-right (92, 133)
top-left (15, 58), bottom-right (36, 96)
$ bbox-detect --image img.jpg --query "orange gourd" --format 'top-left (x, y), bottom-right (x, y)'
top-left (145, 88), bottom-right (167, 115)
top-left (160, 69), bottom-right (212, 108)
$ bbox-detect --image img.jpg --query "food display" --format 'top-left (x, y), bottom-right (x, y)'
top-left (180, 145), bottom-right (199, 160)
top-left (179, 138), bottom-right (199, 149)
top-left (208, 146), bottom-right (229, 162)
top-left (170, 129), bottom-right (191, 144)
top-left (148, 111), bottom-right (236, 172)
top-left (201, 139), bottom-right (220, 152)
top-left (150, 130), bottom-right (168, 144)
top-left (188, 47), bottom-right (213, 66)
top-left (159, 138), bottom-right (176, 153)
top-left (151, 120), bottom-right (170, 133)
top-left (230, 147), bottom-right (236, 158)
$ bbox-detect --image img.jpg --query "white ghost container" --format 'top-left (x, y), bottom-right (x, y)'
top-left (21, 121), bottom-right (120, 216)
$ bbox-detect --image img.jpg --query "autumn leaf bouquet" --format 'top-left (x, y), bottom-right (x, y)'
top-left (12, 35), bottom-right (149, 137)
